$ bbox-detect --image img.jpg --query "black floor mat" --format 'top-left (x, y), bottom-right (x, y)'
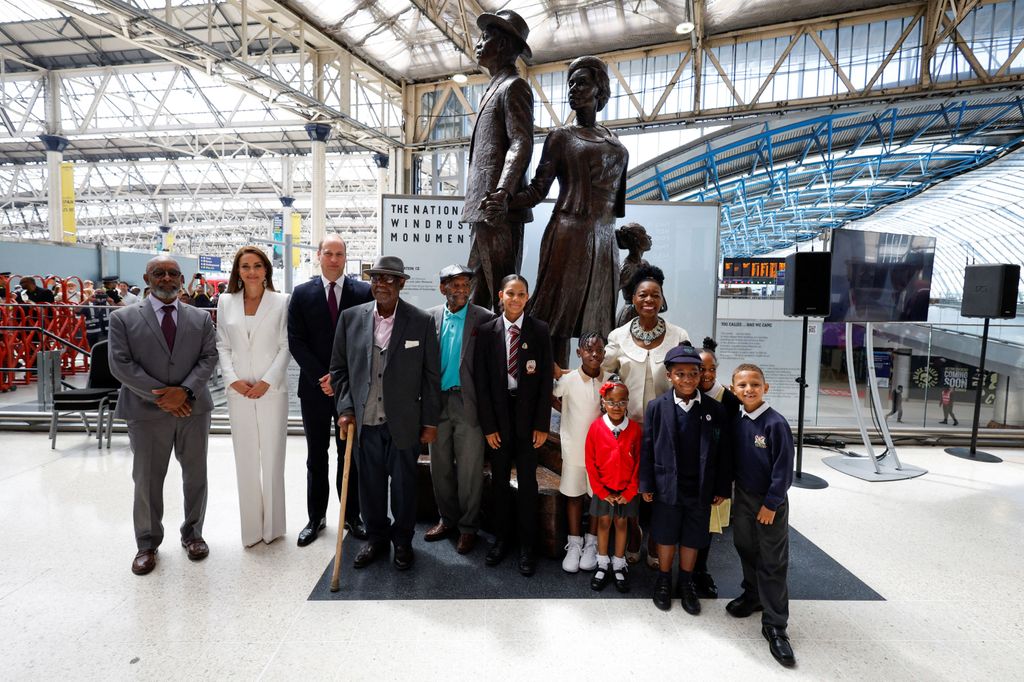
top-left (308, 524), bottom-right (883, 601)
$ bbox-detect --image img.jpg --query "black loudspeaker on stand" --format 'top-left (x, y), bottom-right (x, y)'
top-left (784, 252), bottom-right (831, 489)
top-left (945, 264), bottom-right (1020, 464)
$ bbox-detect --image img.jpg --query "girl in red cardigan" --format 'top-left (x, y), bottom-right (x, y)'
top-left (585, 377), bottom-right (642, 592)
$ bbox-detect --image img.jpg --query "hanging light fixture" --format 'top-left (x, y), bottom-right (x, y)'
top-left (452, 73), bottom-right (469, 84)
top-left (676, 0), bottom-right (695, 35)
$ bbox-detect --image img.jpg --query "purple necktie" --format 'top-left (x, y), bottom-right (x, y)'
top-left (328, 281), bottom-right (339, 326)
top-left (161, 305), bottom-right (176, 352)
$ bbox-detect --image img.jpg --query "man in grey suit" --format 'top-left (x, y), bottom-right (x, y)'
top-left (462, 9), bottom-right (534, 311)
top-left (331, 256), bottom-right (441, 571)
top-left (108, 256), bottom-right (218, 576)
top-left (423, 265), bottom-right (495, 555)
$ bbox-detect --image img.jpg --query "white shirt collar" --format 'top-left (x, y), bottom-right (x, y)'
top-left (148, 295), bottom-right (178, 314)
top-left (320, 274), bottom-right (343, 289)
top-left (503, 312), bottom-right (524, 331)
top-left (603, 414), bottom-right (629, 433)
top-left (741, 402), bottom-right (771, 420)
top-left (673, 390), bottom-right (701, 412)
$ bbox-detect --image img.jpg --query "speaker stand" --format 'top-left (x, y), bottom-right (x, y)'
top-left (824, 323), bottom-right (927, 482)
top-left (793, 315), bottom-right (827, 489)
top-left (945, 317), bottom-right (1003, 463)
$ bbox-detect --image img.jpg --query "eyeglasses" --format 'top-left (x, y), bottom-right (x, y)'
top-left (150, 269), bottom-right (181, 278)
top-left (370, 274), bottom-right (398, 284)
top-left (602, 400), bottom-right (629, 408)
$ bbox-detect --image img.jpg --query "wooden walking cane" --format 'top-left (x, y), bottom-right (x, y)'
top-left (330, 422), bottom-right (356, 592)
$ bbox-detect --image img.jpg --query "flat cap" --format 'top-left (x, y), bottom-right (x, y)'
top-left (438, 264), bottom-right (474, 282)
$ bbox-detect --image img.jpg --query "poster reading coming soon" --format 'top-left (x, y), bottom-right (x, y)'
top-left (380, 194), bottom-right (721, 347)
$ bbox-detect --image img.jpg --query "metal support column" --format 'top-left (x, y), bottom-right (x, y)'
top-left (39, 135), bottom-right (69, 242)
top-left (305, 123), bottom-right (331, 254)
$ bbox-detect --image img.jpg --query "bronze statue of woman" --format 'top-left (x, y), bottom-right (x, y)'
top-left (492, 55), bottom-right (628, 366)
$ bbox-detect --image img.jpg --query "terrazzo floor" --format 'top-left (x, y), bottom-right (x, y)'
top-left (1, 431), bottom-right (1022, 680)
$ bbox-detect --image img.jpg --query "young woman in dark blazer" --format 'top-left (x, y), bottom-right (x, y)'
top-left (474, 274), bottom-right (553, 577)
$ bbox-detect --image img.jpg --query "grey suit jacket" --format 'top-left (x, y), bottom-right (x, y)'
top-left (428, 302), bottom-right (494, 428)
top-left (330, 298), bottom-right (442, 451)
top-left (108, 301), bottom-right (218, 421)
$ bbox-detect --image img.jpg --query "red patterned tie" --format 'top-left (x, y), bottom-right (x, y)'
top-left (507, 324), bottom-right (520, 379)
top-left (327, 281), bottom-right (339, 326)
top-left (161, 305), bottom-right (176, 352)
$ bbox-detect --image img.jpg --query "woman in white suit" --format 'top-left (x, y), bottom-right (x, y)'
top-left (217, 246), bottom-right (291, 546)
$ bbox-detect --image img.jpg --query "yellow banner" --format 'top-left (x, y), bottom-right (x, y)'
top-left (60, 162), bottom-right (76, 243)
top-left (164, 232), bottom-right (174, 251)
top-left (291, 212), bottom-right (301, 268)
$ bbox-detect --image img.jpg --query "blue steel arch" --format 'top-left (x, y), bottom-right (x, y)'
top-left (627, 94), bottom-right (1024, 257)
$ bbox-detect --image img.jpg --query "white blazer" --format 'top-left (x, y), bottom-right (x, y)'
top-left (603, 321), bottom-right (689, 422)
top-left (216, 291), bottom-right (291, 393)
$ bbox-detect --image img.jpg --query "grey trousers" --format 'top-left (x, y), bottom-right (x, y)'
top-left (129, 411), bottom-right (212, 551)
top-left (732, 485), bottom-right (790, 629)
top-left (429, 391), bottom-right (485, 534)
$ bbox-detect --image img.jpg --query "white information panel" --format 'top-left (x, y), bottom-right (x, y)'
top-left (380, 195), bottom-right (721, 343)
top-left (714, 319), bottom-right (823, 426)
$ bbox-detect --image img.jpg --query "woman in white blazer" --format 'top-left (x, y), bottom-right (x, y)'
top-left (216, 246), bottom-right (291, 546)
top-left (603, 264), bottom-right (689, 569)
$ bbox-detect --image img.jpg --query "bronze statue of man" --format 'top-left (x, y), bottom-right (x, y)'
top-left (462, 10), bottom-right (534, 311)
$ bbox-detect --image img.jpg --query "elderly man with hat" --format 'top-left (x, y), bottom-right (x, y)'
top-left (423, 265), bottom-right (495, 554)
top-left (462, 9), bottom-right (534, 311)
top-left (330, 256), bottom-right (441, 570)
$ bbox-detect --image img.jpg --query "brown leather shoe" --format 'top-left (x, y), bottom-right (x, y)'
top-left (424, 521), bottom-right (454, 542)
top-left (131, 549), bottom-right (157, 575)
top-left (181, 537), bottom-right (209, 561)
top-left (456, 533), bottom-right (477, 554)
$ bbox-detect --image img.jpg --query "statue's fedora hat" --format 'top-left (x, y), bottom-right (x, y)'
top-left (476, 10), bottom-right (532, 59)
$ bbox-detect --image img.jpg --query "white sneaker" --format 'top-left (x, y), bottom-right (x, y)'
top-left (579, 534), bottom-right (599, 572)
top-left (562, 535), bottom-right (583, 573)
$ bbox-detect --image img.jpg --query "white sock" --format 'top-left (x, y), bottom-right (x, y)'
top-left (596, 554), bottom-right (610, 569)
top-left (612, 555), bottom-right (627, 570)
top-left (567, 535), bottom-right (583, 546)
top-left (584, 533), bottom-right (598, 546)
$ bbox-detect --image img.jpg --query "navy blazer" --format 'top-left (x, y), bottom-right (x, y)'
top-left (473, 314), bottom-right (553, 441)
top-left (287, 275), bottom-right (371, 402)
top-left (639, 390), bottom-right (732, 507)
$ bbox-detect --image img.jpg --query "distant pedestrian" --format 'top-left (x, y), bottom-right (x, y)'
top-left (887, 385), bottom-right (903, 423)
top-left (939, 386), bottom-right (958, 425)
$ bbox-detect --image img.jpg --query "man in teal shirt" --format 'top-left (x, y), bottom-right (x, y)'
top-left (425, 265), bottom-right (495, 554)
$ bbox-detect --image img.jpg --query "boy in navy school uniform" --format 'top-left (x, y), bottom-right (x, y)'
top-left (640, 343), bottom-right (731, 615)
top-left (727, 362), bottom-right (796, 668)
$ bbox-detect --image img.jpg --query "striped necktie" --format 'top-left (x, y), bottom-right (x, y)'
top-left (507, 324), bottom-right (520, 379)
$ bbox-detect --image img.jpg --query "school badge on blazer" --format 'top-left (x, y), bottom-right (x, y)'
top-left (754, 434), bottom-right (768, 449)
top-left (525, 359), bottom-right (537, 374)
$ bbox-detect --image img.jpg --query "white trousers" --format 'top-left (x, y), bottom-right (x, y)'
top-left (227, 391), bottom-right (288, 546)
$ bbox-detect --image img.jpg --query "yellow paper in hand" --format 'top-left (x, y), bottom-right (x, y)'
top-left (709, 498), bottom-right (732, 534)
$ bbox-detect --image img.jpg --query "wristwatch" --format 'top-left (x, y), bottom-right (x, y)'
top-left (182, 386), bottom-right (196, 402)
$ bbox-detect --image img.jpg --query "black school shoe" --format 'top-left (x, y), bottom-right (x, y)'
top-left (726, 594), bottom-right (764, 618)
top-left (693, 570), bottom-right (718, 598)
top-left (591, 565), bottom-right (611, 591)
top-left (763, 625), bottom-right (796, 667)
top-left (652, 573), bottom-right (672, 611)
top-left (613, 564), bottom-right (630, 593)
top-left (679, 580), bottom-right (701, 615)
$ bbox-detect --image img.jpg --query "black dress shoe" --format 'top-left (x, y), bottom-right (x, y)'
top-left (763, 625), bottom-right (796, 667)
top-left (353, 542), bottom-right (388, 569)
top-left (613, 564), bottom-right (630, 593)
top-left (297, 518), bottom-right (326, 547)
top-left (485, 539), bottom-right (508, 567)
top-left (393, 544), bottom-right (414, 571)
top-left (518, 547), bottom-right (536, 577)
top-left (591, 565), bottom-right (611, 591)
top-left (344, 520), bottom-right (368, 541)
top-left (726, 594), bottom-right (764, 618)
top-left (652, 573), bottom-right (672, 611)
top-left (693, 571), bottom-right (718, 598)
top-left (679, 580), bottom-right (701, 615)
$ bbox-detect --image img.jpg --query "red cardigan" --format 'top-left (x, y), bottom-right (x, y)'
top-left (584, 417), bottom-right (641, 502)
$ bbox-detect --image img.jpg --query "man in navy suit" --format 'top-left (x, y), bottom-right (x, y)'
top-left (287, 234), bottom-right (372, 547)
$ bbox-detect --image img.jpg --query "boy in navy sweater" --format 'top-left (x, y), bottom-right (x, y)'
top-left (727, 363), bottom-right (796, 668)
